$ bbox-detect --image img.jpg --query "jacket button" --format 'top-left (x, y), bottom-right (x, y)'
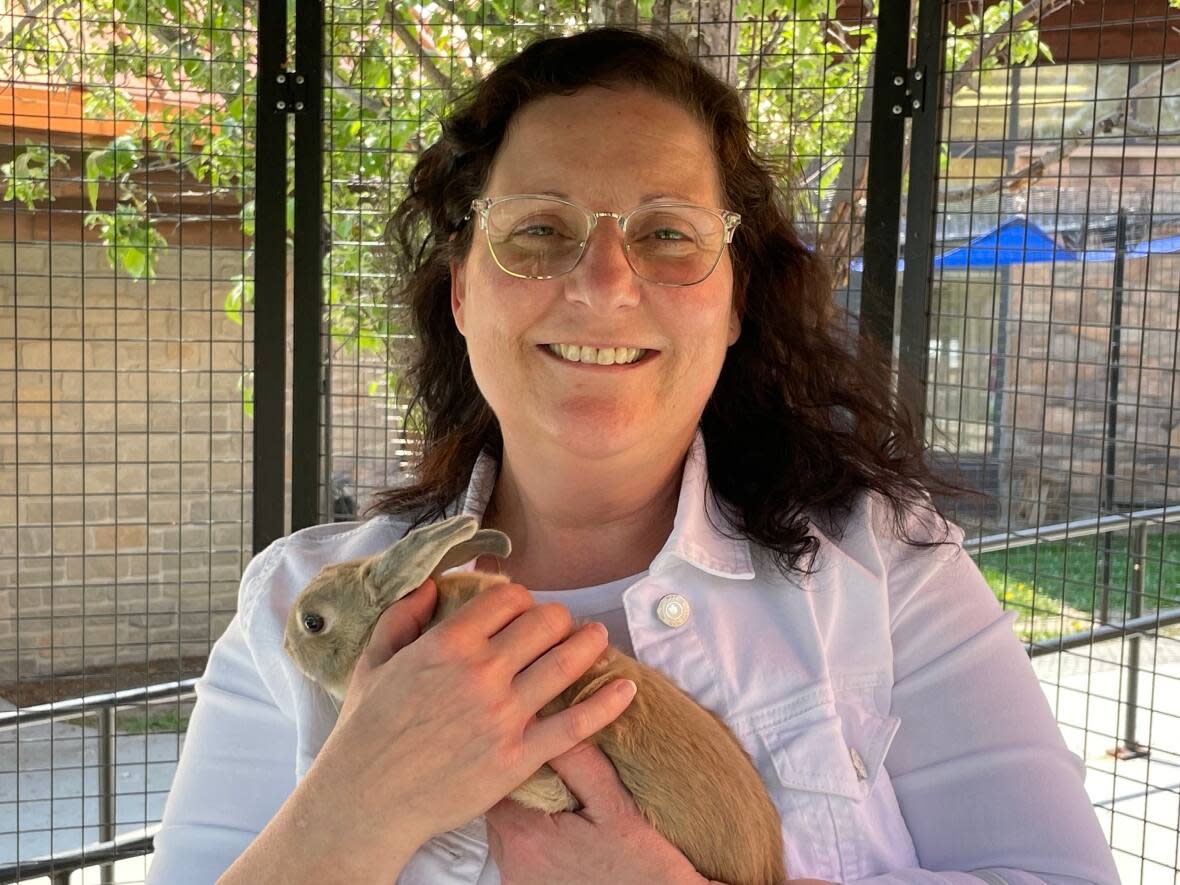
top-left (656, 594), bottom-right (691, 627)
top-left (850, 747), bottom-right (868, 781)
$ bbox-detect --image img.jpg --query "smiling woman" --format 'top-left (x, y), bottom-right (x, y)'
top-left (149, 26), bottom-right (1121, 885)
top-left (444, 84), bottom-right (741, 565)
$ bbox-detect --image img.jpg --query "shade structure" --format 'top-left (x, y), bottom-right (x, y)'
top-left (849, 216), bottom-right (1180, 272)
top-left (934, 217), bottom-right (1076, 268)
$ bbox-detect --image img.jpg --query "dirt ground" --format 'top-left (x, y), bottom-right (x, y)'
top-left (0, 656), bottom-right (209, 707)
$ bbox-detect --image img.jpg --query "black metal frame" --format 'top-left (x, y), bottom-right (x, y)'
top-left (897, 0), bottom-right (947, 436)
top-left (860, 0), bottom-right (910, 357)
top-left (252, 0), bottom-right (288, 555)
top-left (860, 0), bottom-right (948, 437)
top-left (252, 0), bottom-right (324, 554)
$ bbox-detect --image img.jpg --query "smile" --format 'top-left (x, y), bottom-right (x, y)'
top-left (539, 344), bottom-right (657, 369)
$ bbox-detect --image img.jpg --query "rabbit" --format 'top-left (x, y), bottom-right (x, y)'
top-left (283, 514), bottom-right (787, 885)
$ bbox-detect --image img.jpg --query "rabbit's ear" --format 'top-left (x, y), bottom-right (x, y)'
top-left (365, 515), bottom-right (480, 607)
top-left (428, 528), bottom-right (511, 579)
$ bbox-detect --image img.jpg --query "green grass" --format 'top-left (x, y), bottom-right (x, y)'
top-left (973, 531), bottom-right (1180, 643)
top-left (65, 707), bottom-right (190, 734)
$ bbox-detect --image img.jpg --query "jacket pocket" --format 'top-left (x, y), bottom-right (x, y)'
top-left (756, 701), bottom-right (898, 801)
top-left (736, 674), bottom-right (916, 881)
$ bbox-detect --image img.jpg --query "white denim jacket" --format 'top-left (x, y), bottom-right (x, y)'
top-left (150, 429), bottom-right (1119, 885)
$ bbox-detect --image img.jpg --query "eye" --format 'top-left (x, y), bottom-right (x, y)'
top-left (509, 213), bottom-right (576, 240)
top-left (650, 227), bottom-right (689, 241)
top-left (302, 612), bottom-right (325, 634)
top-left (513, 222), bottom-right (561, 239)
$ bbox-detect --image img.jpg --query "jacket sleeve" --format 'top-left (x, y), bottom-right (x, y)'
top-left (850, 503), bottom-right (1120, 885)
top-left (147, 540), bottom-right (299, 885)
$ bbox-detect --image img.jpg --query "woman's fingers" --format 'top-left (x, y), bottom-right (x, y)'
top-left (512, 620), bottom-right (610, 715)
top-left (444, 581), bottom-right (536, 639)
top-left (523, 676), bottom-right (637, 763)
top-left (490, 601), bottom-right (576, 673)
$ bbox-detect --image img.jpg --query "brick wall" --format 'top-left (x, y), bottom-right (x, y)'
top-left (1002, 253), bottom-right (1180, 519)
top-left (1, 242), bottom-right (254, 680)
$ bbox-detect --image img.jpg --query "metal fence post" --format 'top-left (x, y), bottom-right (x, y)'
top-left (860, 0), bottom-right (911, 359)
top-left (1112, 523), bottom-right (1150, 759)
top-left (98, 706), bottom-right (117, 883)
top-left (290, 0), bottom-right (325, 532)
top-left (253, 0), bottom-right (293, 555)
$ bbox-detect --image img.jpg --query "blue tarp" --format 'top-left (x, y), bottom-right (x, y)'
top-left (935, 217), bottom-right (1075, 267)
top-left (849, 217), bottom-right (1180, 271)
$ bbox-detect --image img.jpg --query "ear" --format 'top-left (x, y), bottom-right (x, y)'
top-left (451, 256), bottom-right (467, 337)
top-left (727, 304), bottom-right (741, 346)
top-left (430, 528), bottom-right (512, 577)
top-left (364, 515), bottom-right (480, 608)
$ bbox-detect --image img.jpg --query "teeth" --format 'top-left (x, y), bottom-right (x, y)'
top-left (547, 344), bottom-right (646, 365)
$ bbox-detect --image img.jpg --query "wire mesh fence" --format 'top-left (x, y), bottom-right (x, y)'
top-left (923, 2), bottom-right (1180, 880)
top-left (1, 0), bottom-right (1179, 881)
top-left (2, 0), bottom-right (256, 878)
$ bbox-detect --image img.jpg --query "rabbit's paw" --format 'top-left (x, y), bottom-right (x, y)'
top-left (508, 762), bottom-right (578, 813)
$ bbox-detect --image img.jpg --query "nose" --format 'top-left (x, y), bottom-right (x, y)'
top-left (562, 220), bottom-right (641, 313)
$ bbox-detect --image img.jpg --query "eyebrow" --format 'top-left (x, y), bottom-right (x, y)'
top-left (534, 189), bottom-right (700, 204)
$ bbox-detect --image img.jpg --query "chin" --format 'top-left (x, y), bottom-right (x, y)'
top-left (548, 422), bottom-right (650, 459)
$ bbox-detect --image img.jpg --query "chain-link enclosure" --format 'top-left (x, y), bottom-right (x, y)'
top-left (2, 0), bottom-right (255, 879)
top-left (2, 0), bottom-right (1179, 882)
top-left (922, 4), bottom-right (1180, 879)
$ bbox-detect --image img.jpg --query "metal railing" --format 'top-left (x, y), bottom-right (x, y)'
top-left (0, 681), bottom-right (198, 885)
top-left (0, 504), bottom-right (1175, 883)
top-left (965, 503), bottom-right (1180, 760)
top-left (964, 504), bottom-right (1180, 656)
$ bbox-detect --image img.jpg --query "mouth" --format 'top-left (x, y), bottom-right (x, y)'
top-left (538, 344), bottom-right (659, 371)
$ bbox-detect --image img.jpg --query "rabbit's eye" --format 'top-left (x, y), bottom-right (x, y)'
top-left (302, 613), bottom-right (325, 634)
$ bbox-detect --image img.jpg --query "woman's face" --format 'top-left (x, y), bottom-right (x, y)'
top-left (451, 85), bottom-right (741, 464)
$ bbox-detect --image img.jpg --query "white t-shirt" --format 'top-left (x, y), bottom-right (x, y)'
top-left (529, 572), bottom-right (647, 658)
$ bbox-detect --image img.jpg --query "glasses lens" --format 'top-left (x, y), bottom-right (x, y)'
top-left (625, 206), bottom-right (726, 286)
top-left (484, 197), bottom-right (587, 279)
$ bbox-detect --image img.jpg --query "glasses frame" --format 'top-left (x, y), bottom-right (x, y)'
top-left (467, 194), bottom-right (742, 287)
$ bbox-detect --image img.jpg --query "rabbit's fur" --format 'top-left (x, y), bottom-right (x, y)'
top-left (283, 515), bottom-right (786, 885)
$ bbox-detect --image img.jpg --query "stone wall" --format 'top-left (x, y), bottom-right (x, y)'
top-left (928, 234), bottom-right (1180, 530)
top-left (1003, 253), bottom-right (1180, 520)
top-left (0, 239), bottom-right (418, 685)
top-left (0, 242), bottom-right (254, 681)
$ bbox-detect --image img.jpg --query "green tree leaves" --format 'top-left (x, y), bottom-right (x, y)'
top-left (83, 203), bottom-right (168, 278)
top-left (2, 0), bottom-right (1057, 383)
top-left (1, 142), bottom-right (69, 209)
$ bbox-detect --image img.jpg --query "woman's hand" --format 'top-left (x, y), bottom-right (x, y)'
top-left (306, 578), bottom-right (638, 863)
top-left (485, 740), bottom-right (708, 885)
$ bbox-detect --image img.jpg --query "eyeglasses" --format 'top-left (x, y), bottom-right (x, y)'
top-left (467, 194), bottom-right (741, 287)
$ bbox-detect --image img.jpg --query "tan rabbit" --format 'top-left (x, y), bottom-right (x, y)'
top-left (283, 515), bottom-right (786, 885)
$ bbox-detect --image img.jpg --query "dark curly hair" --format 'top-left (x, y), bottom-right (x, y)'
top-left (368, 25), bottom-right (978, 578)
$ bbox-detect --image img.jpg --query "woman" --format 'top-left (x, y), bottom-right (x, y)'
top-left (150, 27), bottom-right (1120, 885)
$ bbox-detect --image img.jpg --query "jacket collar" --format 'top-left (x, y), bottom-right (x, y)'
top-left (454, 426), bottom-right (755, 581)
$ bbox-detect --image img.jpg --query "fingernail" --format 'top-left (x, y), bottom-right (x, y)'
top-left (618, 679), bottom-right (637, 700)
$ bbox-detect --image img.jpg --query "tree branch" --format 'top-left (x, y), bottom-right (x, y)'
top-left (328, 70), bottom-right (386, 115)
top-left (385, 4), bottom-right (458, 103)
top-left (1, 0), bottom-right (56, 48)
top-left (816, 60), bottom-right (875, 286)
top-left (741, 13), bottom-right (788, 95)
top-left (942, 56), bottom-right (1180, 204)
top-left (818, 0), bottom-right (1079, 275)
top-left (946, 0), bottom-right (1073, 103)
